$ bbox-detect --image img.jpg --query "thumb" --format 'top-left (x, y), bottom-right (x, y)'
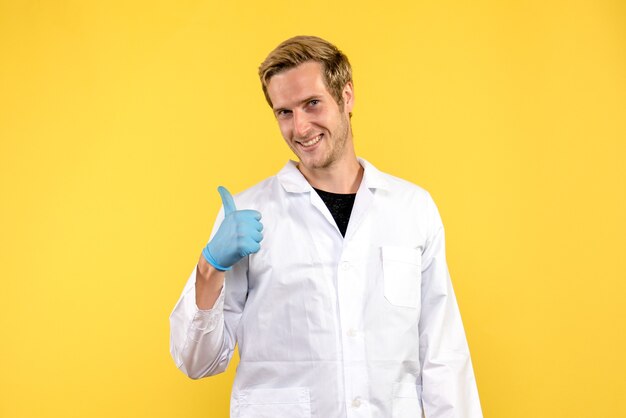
top-left (217, 186), bottom-right (237, 215)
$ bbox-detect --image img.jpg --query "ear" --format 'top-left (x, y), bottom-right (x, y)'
top-left (342, 81), bottom-right (354, 113)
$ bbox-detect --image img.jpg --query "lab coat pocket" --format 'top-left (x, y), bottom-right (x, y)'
top-left (382, 246), bottom-right (422, 308)
top-left (392, 382), bottom-right (423, 418)
top-left (237, 387), bottom-right (311, 418)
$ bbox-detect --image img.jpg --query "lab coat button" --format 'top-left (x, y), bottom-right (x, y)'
top-left (346, 328), bottom-right (357, 337)
top-left (340, 262), bottom-right (350, 271)
top-left (351, 397), bottom-right (362, 408)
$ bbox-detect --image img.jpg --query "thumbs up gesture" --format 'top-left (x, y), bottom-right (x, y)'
top-left (202, 186), bottom-right (264, 271)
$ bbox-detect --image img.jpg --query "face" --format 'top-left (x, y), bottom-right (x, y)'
top-left (266, 61), bottom-right (354, 173)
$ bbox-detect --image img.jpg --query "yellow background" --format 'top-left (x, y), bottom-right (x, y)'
top-left (1, 0), bottom-right (625, 417)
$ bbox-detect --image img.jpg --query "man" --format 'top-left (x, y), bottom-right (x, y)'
top-left (170, 35), bottom-right (482, 417)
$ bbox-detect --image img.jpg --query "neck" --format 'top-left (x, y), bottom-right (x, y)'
top-left (298, 154), bottom-right (363, 194)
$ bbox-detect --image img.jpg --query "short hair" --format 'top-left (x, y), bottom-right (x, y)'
top-left (258, 35), bottom-right (352, 109)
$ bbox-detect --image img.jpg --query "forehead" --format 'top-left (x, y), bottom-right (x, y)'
top-left (266, 61), bottom-right (331, 109)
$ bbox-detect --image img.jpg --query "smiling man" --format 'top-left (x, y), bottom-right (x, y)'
top-left (170, 36), bottom-right (483, 417)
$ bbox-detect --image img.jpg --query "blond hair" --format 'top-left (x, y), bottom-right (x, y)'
top-left (258, 36), bottom-right (352, 109)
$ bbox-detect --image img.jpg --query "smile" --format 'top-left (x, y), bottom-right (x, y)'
top-left (299, 134), bottom-right (323, 148)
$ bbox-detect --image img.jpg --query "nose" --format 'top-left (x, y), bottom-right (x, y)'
top-left (293, 109), bottom-right (311, 139)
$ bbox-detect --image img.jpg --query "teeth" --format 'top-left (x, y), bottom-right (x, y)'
top-left (301, 135), bottom-right (322, 147)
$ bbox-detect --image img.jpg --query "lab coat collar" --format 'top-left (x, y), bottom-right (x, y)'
top-left (277, 157), bottom-right (389, 194)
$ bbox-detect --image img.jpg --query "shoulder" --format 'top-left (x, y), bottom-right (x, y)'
top-left (368, 162), bottom-right (435, 207)
top-left (368, 163), bottom-right (443, 230)
top-left (382, 171), bottom-right (432, 200)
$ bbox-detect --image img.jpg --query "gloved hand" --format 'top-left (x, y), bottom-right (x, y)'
top-left (202, 186), bottom-right (263, 271)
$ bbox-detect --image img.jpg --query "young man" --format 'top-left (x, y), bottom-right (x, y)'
top-left (170, 36), bottom-right (482, 417)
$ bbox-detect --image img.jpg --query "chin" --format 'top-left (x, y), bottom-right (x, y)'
top-left (296, 149), bottom-right (333, 171)
top-left (303, 160), bottom-right (331, 171)
top-left (297, 159), bottom-right (314, 170)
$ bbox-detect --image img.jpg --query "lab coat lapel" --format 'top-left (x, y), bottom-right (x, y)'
top-left (277, 160), bottom-right (344, 237)
top-left (276, 161), bottom-right (342, 302)
top-left (309, 190), bottom-right (342, 236)
top-left (344, 158), bottom-right (388, 241)
top-left (344, 180), bottom-right (373, 241)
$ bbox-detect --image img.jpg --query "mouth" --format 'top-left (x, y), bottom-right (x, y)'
top-left (297, 134), bottom-right (323, 150)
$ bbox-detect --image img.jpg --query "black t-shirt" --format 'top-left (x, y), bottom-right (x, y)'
top-left (313, 188), bottom-right (357, 237)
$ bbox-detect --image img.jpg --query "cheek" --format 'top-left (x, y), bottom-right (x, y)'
top-left (277, 122), bottom-right (292, 140)
top-left (323, 112), bottom-right (339, 131)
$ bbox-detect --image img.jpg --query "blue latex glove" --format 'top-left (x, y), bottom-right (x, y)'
top-left (202, 186), bottom-right (263, 271)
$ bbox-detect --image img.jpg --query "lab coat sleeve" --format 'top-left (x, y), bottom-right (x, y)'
top-left (169, 208), bottom-right (248, 379)
top-left (419, 196), bottom-right (482, 417)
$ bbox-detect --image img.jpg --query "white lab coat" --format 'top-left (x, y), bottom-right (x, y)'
top-left (170, 158), bottom-right (482, 418)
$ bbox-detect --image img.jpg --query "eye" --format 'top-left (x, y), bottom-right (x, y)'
top-left (276, 109), bottom-right (292, 119)
top-left (309, 99), bottom-right (320, 106)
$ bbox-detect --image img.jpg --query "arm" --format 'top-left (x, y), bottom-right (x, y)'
top-left (196, 256), bottom-right (226, 309)
top-left (419, 197), bottom-right (482, 417)
top-left (169, 260), bottom-right (231, 379)
top-left (169, 187), bottom-right (262, 379)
